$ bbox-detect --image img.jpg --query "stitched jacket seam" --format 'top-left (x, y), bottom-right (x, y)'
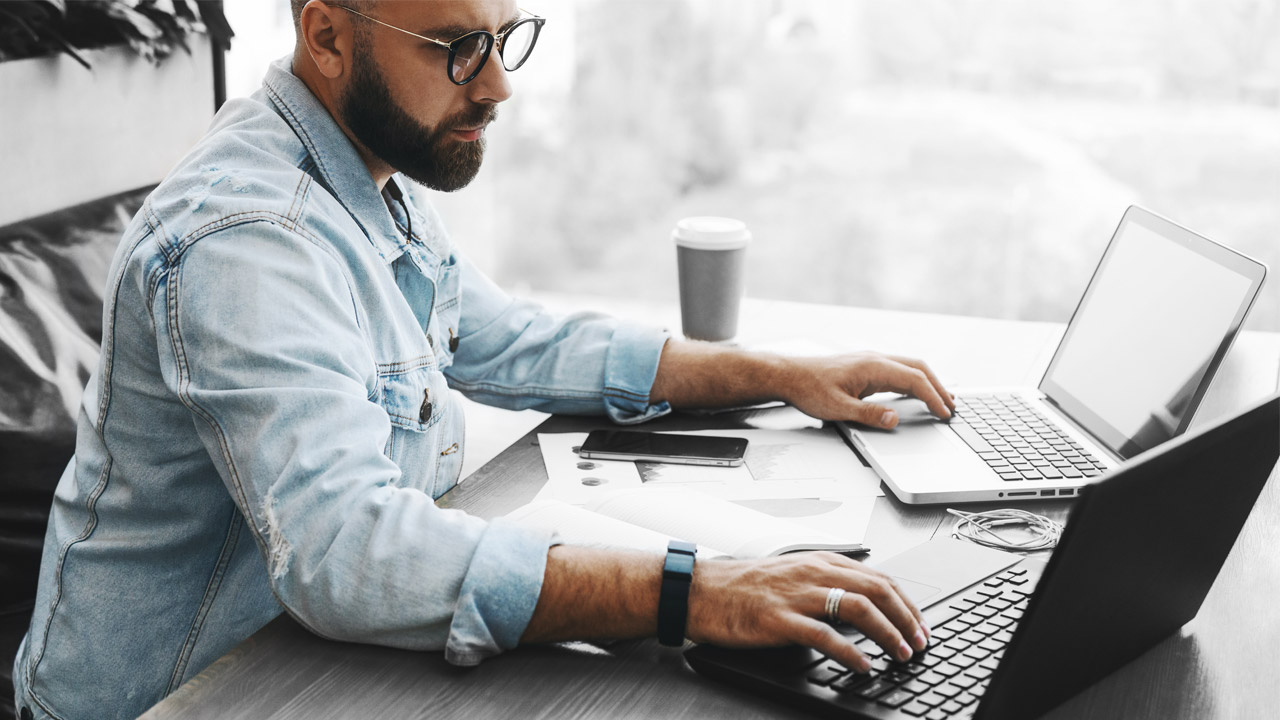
top-left (447, 379), bottom-right (602, 400)
top-left (165, 510), bottom-right (244, 695)
top-left (27, 202), bottom-right (158, 688)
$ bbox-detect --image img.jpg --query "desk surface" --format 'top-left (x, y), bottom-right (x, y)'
top-left (143, 300), bottom-right (1280, 720)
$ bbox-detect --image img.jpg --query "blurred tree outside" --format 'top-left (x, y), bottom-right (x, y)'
top-left (456, 0), bottom-right (1280, 332)
top-left (225, 0), bottom-right (1280, 331)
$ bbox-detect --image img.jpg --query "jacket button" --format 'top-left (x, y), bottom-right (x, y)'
top-left (419, 388), bottom-right (432, 422)
top-left (448, 327), bottom-right (459, 353)
top-left (20, 707), bottom-right (33, 720)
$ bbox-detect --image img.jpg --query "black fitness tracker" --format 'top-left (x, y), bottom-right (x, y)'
top-left (658, 539), bottom-right (697, 647)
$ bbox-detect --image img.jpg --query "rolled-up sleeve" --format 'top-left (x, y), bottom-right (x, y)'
top-left (446, 253), bottom-right (672, 424)
top-left (162, 222), bottom-right (552, 661)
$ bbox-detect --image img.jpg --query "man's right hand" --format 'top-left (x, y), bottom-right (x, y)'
top-left (686, 552), bottom-right (930, 671)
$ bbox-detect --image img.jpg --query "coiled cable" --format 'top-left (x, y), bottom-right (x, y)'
top-left (947, 507), bottom-right (1063, 552)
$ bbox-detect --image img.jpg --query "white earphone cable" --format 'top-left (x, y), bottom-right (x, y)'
top-left (946, 507), bottom-right (1063, 552)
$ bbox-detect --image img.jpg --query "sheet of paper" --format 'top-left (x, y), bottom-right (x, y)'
top-left (535, 428), bottom-right (882, 506)
top-left (503, 500), bottom-right (729, 558)
top-left (730, 495), bottom-right (877, 546)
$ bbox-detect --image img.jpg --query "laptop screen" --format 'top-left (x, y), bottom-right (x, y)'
top-left (1039, 207), bottom-right (1266, 459)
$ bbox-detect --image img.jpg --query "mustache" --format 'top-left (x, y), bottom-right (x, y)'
top-left (443, 103), bottom-right (498, 130)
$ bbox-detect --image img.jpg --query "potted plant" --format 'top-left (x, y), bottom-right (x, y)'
top-left (0, 0), bottom-right (233, 225)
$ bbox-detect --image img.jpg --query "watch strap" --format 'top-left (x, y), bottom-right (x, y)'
top-left (658, 539), bottom-right (697, 647)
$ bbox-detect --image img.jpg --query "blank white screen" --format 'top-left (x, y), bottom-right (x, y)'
top-left (1047, 221), bottom-right (1251, 442)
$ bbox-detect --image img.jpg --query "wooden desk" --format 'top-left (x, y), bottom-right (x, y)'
top-left (143, 301), bottom-right (1280, 720)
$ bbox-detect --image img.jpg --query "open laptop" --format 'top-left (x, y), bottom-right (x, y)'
top-left (687, 391), bottom-right (1280, 720)
top-left (838, 205), bottom-right (1266, 504)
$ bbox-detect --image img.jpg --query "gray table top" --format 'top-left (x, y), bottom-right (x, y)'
top-left (142, 307), bottom-right (1280, 720)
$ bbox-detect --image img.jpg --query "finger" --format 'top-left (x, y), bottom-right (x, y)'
top-left (845, 398), bottom-right (900, 429)
top-left (785, 615), bottom-right (871, 673)
top-left (874, 360), bottom-right (951, 421)
top-left (890, 356), bottom-right (956, 413)
top-left (846, 571), bottom-right (928, 652)
top-left (831, 587), bottom-right (920, 662)
top-left (823, 555), bottom-right (929, 641)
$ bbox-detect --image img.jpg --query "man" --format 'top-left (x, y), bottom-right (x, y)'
top-left (12, 2), bottom-right (956, 718)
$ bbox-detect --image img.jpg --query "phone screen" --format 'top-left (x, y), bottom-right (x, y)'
top-left (579, 430), bottom-right (748, 466)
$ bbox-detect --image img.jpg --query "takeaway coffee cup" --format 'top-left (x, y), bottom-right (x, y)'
top-left (672, 217), bottom-right (751, 342)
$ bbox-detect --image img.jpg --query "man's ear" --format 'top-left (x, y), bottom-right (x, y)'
top-left (299, 1), bottom-right (354, 80)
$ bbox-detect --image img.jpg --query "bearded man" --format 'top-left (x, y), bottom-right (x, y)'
top-left (13, 3), bottom-right (954, 718)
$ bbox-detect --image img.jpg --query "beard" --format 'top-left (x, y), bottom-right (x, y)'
top-left (339, 45), bottom-right (496, 192)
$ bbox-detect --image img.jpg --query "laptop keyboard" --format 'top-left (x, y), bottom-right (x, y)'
top-left (805, 567), bottom-right (1035, 719)
top-left (951, 394), bottom-right (1106, 482)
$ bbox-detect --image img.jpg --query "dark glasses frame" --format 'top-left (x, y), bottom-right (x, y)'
top-left (335, 5), bottom-right (546, 85)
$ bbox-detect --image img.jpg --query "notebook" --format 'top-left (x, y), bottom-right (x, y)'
top-left (686, 391), bottom-right (1280, 719)
top-left (838, 205), bottom-right (1266, 504)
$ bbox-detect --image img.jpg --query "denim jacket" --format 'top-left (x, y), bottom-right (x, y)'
top-left (13, 56), bottom-right (670, 720)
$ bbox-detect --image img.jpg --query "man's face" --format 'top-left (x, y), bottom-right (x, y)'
top-left (337, 0), bottom-right (517, 191)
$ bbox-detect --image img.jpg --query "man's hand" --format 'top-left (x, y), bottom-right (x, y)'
top-left (649, 341), bottom-right (955, 429)
top-left (775, 351), bottom-right (955, 429)
top-left (687, 552), bottom-right (930, 671)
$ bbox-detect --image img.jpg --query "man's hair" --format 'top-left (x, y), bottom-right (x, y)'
top-left (291, 0), bottom-right (374, 36)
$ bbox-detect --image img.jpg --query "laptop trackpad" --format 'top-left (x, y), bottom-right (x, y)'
top-left (865, 421), bottom-right (958, 457)
top-left (873, 537), bottom-right (1023, 609)
top-left (892, 576), bottom-right (945, 607)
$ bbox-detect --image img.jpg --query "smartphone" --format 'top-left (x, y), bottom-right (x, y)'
top-left (578, 430), bottom-right (748, 467)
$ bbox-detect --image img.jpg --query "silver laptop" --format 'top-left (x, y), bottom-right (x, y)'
top-left (838, 205), bottom-right (1267, 504)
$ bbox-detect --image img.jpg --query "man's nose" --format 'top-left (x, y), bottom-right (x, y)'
top-left (469, 51), bottom-right (513, 105)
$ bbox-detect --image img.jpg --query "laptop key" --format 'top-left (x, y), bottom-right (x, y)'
top-left (933, 662), bottom-right (963, 678)
top-left (852, 678), bottom-right (897, 700)
top-left (930, 627), bottom-right (955, 642)
top-left (926, 711), bottom-right (949, 720)
top-left (917, 691), bottom-right (947, 707)
top-left (978, 638), bottom-right (1004, 653)
top-left (950, 423), bottom-right (995, 453)
top-left (901, 679), bottom-right (932, 695)
top-left (807, 663), bottom-right (846, 686)
top-left (965, 665), bottom-right (993, 681)
top-left (830, 672), bottom-right (873, 692)
top-left (933, 684), bottom-right (963, 700)
top-left (876, 689), bottom-right (915, 708)
top-left (901, 701), bottom-right (933, 717)
top-left (883, 669), bottom-right (914, 685)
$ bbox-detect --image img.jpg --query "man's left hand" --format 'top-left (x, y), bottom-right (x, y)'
top-left (776, 351), bottom-right (955, 429)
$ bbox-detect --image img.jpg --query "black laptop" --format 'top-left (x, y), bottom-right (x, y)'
top-left (685, 392), bottom-right (1280, 719)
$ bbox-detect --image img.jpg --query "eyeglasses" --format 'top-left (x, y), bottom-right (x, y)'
top-left (335, 5), bottom-right (546, 86)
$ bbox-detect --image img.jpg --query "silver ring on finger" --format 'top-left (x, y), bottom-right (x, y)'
top-left (825, 587), bottom-right (846, 624)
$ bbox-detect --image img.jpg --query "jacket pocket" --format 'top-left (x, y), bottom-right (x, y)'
top-left (377, 364), bottom-right (456, 496)
top-left (432, 255), bottom-right (462, 370)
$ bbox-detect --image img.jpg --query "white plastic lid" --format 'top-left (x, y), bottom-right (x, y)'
top-left (671, 216), bottom-right (752, 250)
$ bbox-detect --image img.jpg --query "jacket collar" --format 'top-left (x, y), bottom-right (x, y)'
top-left (262, 56), bottom-right (408, 264)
